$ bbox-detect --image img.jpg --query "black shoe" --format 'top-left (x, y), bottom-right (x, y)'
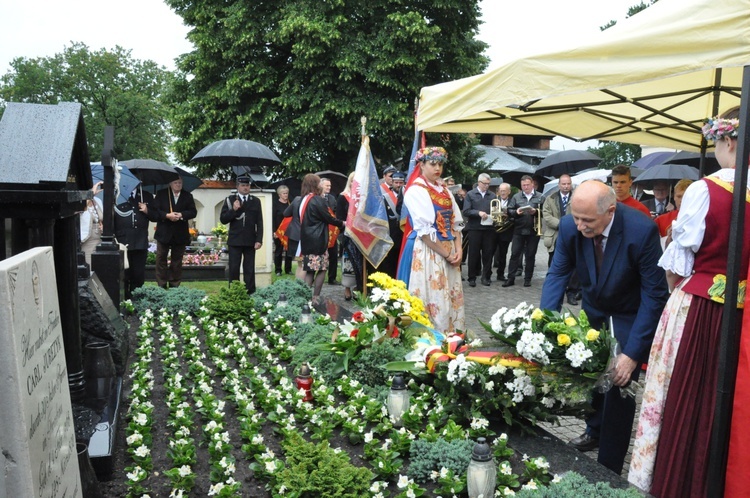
top-left (481, 279), bottom-right (491, 286)
top-left (502, 280), bottom-right (515, 287)
top-left (468, 279), bottom-right (476, 287)
top-left (524, 281), bottom-right (531, 287)
top-left (516, 269), bottom-right (522, 276)
top-left (497, 274), bottom-right (506, 282)
top-left (275, 271), bottom-right (282, 276)
top-left (569, 433), bottom-right (599, 452)
top-left (567, 294), bottom-right (579, 306)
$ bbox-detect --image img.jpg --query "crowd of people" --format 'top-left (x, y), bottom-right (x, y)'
top-left (77, 107), bottom-right (745, 496)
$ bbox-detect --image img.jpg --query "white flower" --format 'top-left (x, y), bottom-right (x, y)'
top-left (397, 475), bottom-right (410, 489)
top-left (178, 465), bottom-right (192, 477)
top-left (133, 413), bottom-right (148, 426)
top-left (265, 460), bottom-right (277, 473)
top-left (470, 417), bottom-right (489, 430)
top-left (207, 483), bottom-right (225, 496)
top-left (134, 445), bottom-right (150, 458)
top-left (521, 480), bottom-right (538, 490)
top-left (500, 461), bottom-right (513, 475)
top-left (126, 466), bottom-right (145, 481)
top-left (126, 433), bottom-right (143, 446)
top-left (565, 341), bottom-right (593, 368)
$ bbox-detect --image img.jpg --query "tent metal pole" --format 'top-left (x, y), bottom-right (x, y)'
top-left (707, 64), bottom-right (750, 496)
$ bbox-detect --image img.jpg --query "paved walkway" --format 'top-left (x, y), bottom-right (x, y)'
top-left (318, 239), bottom-right (641, 478)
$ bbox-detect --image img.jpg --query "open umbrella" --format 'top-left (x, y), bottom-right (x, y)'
top-left (632, 152), bottom-right (676, 170)
top-left (142, 166), bottom-right (204, 193)
top-left (90, 162), bottom-right (140, 204)
top-left (665, 151), bottom-right (721, 175)
top-left (231, 165), bottom-right (270, 186)
top-left (192, 139), bottom-right (281, 167)
top-left (535, 150), bottom-right (602, 177)
top-left (632, 163), bottom-right (699, 187)
top-left (120, 159), bottom-right (180, 186)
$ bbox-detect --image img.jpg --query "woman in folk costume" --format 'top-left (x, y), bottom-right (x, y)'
top-left (399, 147), bottom-right (464, 334)
top-left (629, 107), bottom-right (749, 497)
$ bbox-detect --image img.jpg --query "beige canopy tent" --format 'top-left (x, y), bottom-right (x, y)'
top-left (417, 0), bottom-right (750, 152)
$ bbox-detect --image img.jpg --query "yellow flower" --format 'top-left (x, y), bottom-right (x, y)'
top-left (531, 308), bottom-right (544, 321)
top-left (586, 329), bottom-right (600, 341)
top-left (564, 317), bottom-right (577, 327)
top-left (557, 334), bottom-right (572, 346)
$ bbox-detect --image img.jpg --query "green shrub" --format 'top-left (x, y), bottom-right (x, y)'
top-left (131, 286), bottom-right (206, 315)
top-left (514, 472), bottom-right (643, 497)
top-left (407, 438), bottom-right (474, 483)
top-left (253, 278), bottom-right (311, 311)
top-left (348, 341), bottom-right (411, 391)
top-left (289, 324), bottom-right (341, 381)
top-left (202, 281), bottom-right (255, 324)
top-left (272, 432), bottom-right (372, 497)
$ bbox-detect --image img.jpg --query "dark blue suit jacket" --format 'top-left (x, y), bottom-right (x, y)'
top-left (540, 204), bottom-right (669, 363)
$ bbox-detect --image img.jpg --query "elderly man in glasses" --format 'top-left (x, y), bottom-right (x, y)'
top-left (462, 173), bottom-right (497, 287)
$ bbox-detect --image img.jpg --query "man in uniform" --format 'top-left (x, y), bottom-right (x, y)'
top-left (115, 187), bottom-right (159, 299)
top-left (220, 175), bottom-right (264, 293)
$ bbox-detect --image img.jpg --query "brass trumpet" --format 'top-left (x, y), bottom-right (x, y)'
top-left (490, 199), bottom-right (514, 233)
top-left (534, 208), bottom-right (543, 236)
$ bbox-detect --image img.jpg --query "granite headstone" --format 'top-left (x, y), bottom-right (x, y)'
top-left (0, 247), bottom-right (82, 498)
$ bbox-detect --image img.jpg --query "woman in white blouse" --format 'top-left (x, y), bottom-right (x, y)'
top-left (80, 181), bottom-right (104, 265)
top-left (399, 147), bottom-right (464, 334)
top-left (629, 106), bottom-right (746, 497)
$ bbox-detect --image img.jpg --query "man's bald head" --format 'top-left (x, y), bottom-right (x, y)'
top-left (570, 180), bottom-right (616, 238)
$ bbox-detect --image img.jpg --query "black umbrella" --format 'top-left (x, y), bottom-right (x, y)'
top-left (231, 165), bottom-right (270, 186)
top-left (632, 163), bottom-right (699, 187)
top-left (632, 151), bottom-right (675, 170)
top-left (665, 150), bottom-right (720, 175)
top-left (120, 159), bottom-right (180, 186)
top-left (535, 150), bottom-right (602, 177)
top-left (143, 166), bottom-right (204, 193)
top-left (269, 177), bottom-right (302, 199)
top-left (192, 139), bottom-right (281, 167)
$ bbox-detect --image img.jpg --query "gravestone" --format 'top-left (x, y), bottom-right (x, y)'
top-left (0, 247), bottom-right (82, 498)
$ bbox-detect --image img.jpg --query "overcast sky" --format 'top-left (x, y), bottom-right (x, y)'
top-left (0, 0), bottom-right (640, 149)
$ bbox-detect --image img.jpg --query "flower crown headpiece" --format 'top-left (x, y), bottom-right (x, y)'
top-left (415, 146), bottom-right (448, 163)
top-left (702, 117), bottom-right (740, 141)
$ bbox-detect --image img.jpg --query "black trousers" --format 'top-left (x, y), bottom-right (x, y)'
top-left (467, 230), bottom-right (496, 281)
top-left (507, 232), bottom-right (540, 282)
top-left (274, 238), bottom-right (292, 274)
top-left (327, 241), bottom-right (339, 283)
top-left (585, 365), bottom-right (641, 474)
top-left (155, 241), bottom-right (186, 288)
top-left (228, 245), bottom-right (257, 294)
top-left (125, 249), bottom-right (148, 299)
top-left (494, 234), bottom-right (512, 278)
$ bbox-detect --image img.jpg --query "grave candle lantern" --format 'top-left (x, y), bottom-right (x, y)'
top-left (295, 363), bottom-right (314, 402)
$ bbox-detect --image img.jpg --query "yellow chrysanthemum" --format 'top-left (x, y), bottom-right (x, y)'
top-left (564, 317), bottom-right (577, 327)
top-left (557, 334), bottom-right (571, 346)
top-left (531, 308), bottom-right (544, 321)
top-left (586, 329), bottom-right (600, 341)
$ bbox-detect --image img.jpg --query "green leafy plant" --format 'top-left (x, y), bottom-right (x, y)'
top-left (253, 278), bottom-right (311, 311)
top-left (270, 432), bottom-right (372, 497)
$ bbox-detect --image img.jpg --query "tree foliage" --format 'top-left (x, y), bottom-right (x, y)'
top-left (0, 43), bottom-right (173, 162)
top-left (165, 0), bottom-right (489, 179)
top-left (587, 141), bottom-right (641, 169)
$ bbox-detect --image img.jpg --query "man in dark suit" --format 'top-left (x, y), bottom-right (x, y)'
top-left (463, 173), bottom-right (497, 286)
top-left (114, 187), bottom-right (159, 299)
top-left (320, 178), bottom-right (339, 285)
top-left (641, 180), bottom-right (674, 218)
top-left (153, 177), bottom-right (198, 288)
top-left (503, 175), bottom-right (543, 287)
top-left (220, 175), bottom-right (264, 294)
top-left (540, 180), bottom-right (669, 474)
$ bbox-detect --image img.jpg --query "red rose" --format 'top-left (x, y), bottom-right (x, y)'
top-left (352, 311), bottom-right (365, 323)
top-left (349, 329), bottom-right (359, 338)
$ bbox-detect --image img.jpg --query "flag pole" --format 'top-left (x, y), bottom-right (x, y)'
top-left (360, 115), bottom-right (368, 297)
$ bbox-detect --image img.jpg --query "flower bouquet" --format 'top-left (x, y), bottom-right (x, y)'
top-left (320, 273), bottom-right (433, 375)
top-left (483, 303), bottom-right (611, 378)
